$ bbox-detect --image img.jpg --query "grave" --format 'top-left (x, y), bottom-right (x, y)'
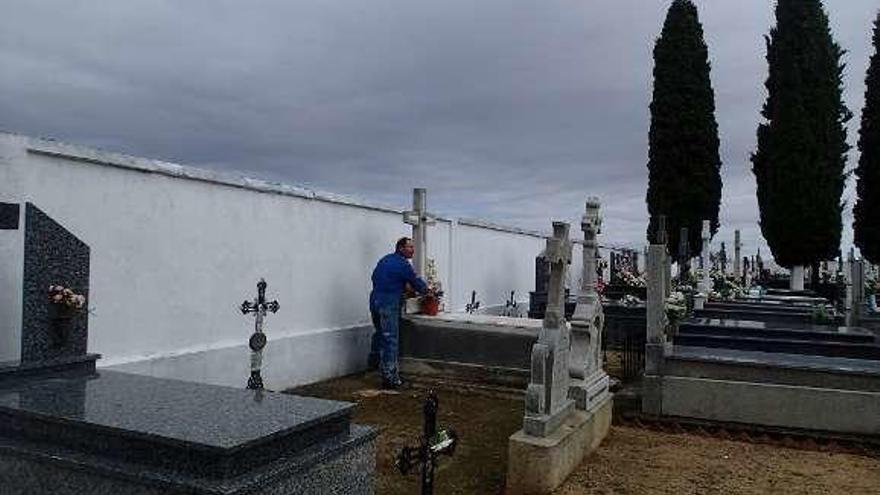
top-left (507, 220), bottom-right (611, 494)
top-left (641, 230), bottom-right (880, 437)
top-left (0, 202), bottom-right (377, 494)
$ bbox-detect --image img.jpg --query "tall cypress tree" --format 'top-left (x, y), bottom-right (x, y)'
top-left (752, 0), bottom-right (850, 269)
top-left (646, 0), bottom-right (722, 259)
top-left (854, 12), bottom-right (880, 264)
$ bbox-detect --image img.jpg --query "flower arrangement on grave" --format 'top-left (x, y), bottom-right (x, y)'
top-left (421, 259), bottom-right (444, 315)
top-left (665, 291), bottom-right (688, 327)
top-left (619, 294), bottom-right (642, 307)
top-left (711, 272), bottom-right (746, 301)
top-left (619, 268), bottom-right (646, 288)
top-left (47, 285), bottom-right (86, 312)
top-left (811, 304), bottom-right (836, 325)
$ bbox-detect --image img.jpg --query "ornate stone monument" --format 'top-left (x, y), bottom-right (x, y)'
top-left (508, 220), bottom-right (610, 494)
top-left (523, 222), bottom-right (574, 437)
top-left (569, 198), bottom-right (610, 412)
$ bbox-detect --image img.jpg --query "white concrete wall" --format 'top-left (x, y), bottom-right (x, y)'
top-left (0, 132), bottom-right (558, 388)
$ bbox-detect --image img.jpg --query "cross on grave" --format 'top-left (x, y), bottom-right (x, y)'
top-left (395, 390), bottom-right (458, 495)
top-left (402, 188), bottom-right (436, 278)
top-left (523, 222), bottom-right (574, 437)
top-left (465, 290), bottom-right (480, 314)
top-left (240, 278), bottom-right (280, 390)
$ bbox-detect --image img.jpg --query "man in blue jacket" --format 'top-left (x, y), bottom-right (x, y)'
top-left (369, 237), bottom-right (429, 389)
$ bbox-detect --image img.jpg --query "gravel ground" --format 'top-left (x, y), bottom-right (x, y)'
top-left (288, 372), bottom-right (880, 495)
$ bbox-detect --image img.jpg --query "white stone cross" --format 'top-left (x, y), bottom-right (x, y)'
top-left (523, 221), bottom-right (574, 437)
top-left (402, 188), bottom-right (436, 278)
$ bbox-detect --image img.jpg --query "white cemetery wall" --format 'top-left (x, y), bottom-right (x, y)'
top-left (451, 220), bottom-right (546, 311)
top-left (0, 206), bottom-right (23, 362)
top-left (0, 133), bottom-right (550, 387)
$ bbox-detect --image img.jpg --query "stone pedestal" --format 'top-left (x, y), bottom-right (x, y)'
top-left (507, 395), bottom-right (611, 495)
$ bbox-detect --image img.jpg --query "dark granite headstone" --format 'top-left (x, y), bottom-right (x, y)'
top-left (0, 202), bottom-right (19, 230)
top-left (22, 203), bottom-right (90, 363)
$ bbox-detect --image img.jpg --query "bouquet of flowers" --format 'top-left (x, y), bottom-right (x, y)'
top-left (665, 291), bottom-right (688, 326)
top-left (619, 269), bottom-right (646, 288)
top-left (48, 285), bottom-right (86, 310)
top-left (620, 294), bottom-right (642, 306)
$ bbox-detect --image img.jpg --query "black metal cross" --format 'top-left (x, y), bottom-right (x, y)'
top-left (465, 290), bottom-right (480, 314)
top-left (240, 278), bottom-right (280, 390)
top-left (395, 390), bottom-right (458, 495)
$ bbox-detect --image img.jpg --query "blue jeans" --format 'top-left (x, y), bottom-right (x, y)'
top-left (369, 303), bottom-right (400, 382)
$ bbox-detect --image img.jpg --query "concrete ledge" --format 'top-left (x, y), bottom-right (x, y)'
top-left (662, 376), bottom-right (880, 435)
top-left (105, 325), bottom-right (373, 389)
top-left (506, 395), bottom-right (612, 494)
top-left (400, 357), bottom-right (530, 389)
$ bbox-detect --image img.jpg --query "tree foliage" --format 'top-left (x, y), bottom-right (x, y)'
top-left (646, 0), bottom-right (722, 260)
top-left (854, 12), bottom-right (880, 264)
top-left (752, 0), bottom-right (850, 268)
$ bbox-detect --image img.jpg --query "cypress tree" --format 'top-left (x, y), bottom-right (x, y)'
top-left (752, 0), bottom-right (850, 271)
top-left (646, 0), bottom-right (722, 260)
top-left (854, 12), bottom-right (880, 264)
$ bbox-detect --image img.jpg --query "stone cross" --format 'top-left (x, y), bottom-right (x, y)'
top-left (403, 188), bottom-right (436, 278)
top-left (569, 199), bottom-right (609, 412)
top-left (523, 222), bottom-right (574, 437)
top-left (734, 230), bottom-right (742, 279)
top-left (240, 278), bottom-right (280, 390)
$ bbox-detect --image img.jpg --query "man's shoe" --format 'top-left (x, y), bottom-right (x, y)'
top-left (381, 377), bottom-right (404, 390)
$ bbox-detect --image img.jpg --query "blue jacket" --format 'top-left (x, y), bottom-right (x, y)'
top-left (370, 252), bottom-right (428, 309)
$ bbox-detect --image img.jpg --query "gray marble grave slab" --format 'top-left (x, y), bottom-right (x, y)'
top-left (0, 370), bottom-right (377, 494)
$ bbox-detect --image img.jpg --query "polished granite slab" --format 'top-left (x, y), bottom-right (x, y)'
top-left (671, 345), bottom-right (880, 376)
top-left (0, 370), bottom-right (354, 478)
top-left (680, 318), bottom-right (875, 343)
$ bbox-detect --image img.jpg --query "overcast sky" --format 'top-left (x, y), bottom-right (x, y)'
top-left (1, 1), bottom-right (877, 261)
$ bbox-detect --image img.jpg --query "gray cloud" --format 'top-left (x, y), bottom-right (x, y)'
top-left (0, 0), bottom-right (876, 263)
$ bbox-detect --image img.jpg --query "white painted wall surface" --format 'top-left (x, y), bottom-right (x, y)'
top-left (0, 132), bottom-right (570, 388)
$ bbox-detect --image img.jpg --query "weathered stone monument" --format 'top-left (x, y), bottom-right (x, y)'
top-left (568, 198), bottom-right (611, 414)
top-left (508, 220), bottom-right (609, 494)
top-left (0, 202), bottom-right (377, 494)
top-left (642, 223), bottom-right (669, 415)
top-left (694, 220), bottom-right (711, 309)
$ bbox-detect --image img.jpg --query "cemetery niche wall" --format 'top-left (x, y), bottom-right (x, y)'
top-left (0, 202), bottom-right (378, 494)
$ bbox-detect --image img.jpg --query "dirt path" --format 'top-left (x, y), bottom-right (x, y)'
top-left (289, 373), bottom-right (880, 495)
